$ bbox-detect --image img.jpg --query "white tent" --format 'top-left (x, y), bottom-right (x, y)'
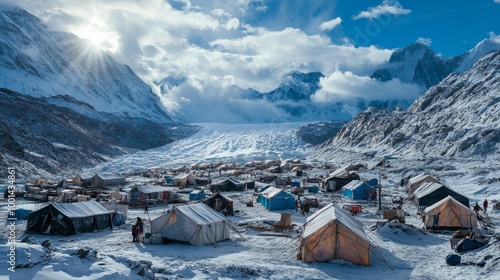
top-left (150, 203), bottom-right (230, 246)
top-left (297, 203), bottom-right (371, 265)
top-left (405, 173), bottom-right (441, 195)
top-left (423, 195), bottom-right (478, 230)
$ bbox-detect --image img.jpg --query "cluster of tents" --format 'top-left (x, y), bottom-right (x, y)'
top-left (22, 172), bottom-right (482, 267)
top-left (405, 174), bottom-right (477, 230)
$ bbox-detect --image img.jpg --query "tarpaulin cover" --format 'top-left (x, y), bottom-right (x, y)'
top-left (150, 203), bottom-right (230, 245)
top-left (27, 201), bottom-right (112, 235)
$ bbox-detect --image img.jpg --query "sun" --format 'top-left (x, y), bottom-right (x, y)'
top-left (77, 28), bottom-right (118, 53)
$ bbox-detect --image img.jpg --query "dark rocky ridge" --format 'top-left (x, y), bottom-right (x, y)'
top-left (0, 88), bottom-right (198, 178)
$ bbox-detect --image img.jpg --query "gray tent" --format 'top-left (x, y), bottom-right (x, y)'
top-left (150, 203), bottom-right (230, 245)
top-left (26, 201), bottom-right (112, 235)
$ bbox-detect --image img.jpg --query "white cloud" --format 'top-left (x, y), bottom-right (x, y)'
top-left (319, 17), bottom-right (342, 31)
top-left (1, 0), bottom-right (400, 123)
top-left (416, 37), bottom-right (432, 46)
top-left (494, 0), bottom-right (500, 3)
top-left (312, 69), bottom-right (421, 103)
top-left (353, 0), bottom-right (411, 20)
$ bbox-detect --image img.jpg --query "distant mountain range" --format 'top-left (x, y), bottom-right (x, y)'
top-left (0, 8), bottom-right (197, 178)
top-left (157, 37), bottom-right (500, 123)
top-left (313, 50), bottom-right (500, 159)
top-left (370, 37), bottom-right (500, 89)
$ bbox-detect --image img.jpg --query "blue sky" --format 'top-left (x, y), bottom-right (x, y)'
top-left (235, 0), bottom-right (500, 57)
top-left (1, 0), bottom-right (499, 122)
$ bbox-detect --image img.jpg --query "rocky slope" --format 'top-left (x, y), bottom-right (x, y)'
top-left (0, 88), bottom-right (198, 179)
top-left (313, 50), bottom-right (500, 160)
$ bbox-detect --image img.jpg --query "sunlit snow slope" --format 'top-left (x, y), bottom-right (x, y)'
top-left (87, 123), bottom-right (311, 175)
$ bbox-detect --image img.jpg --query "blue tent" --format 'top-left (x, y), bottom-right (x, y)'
top-left (366, 178), bottom-right (378, 187)
top-left (8, 208), bottom-right (32, 220)
top-left (258, 187), bottom-right (295, 211)
top-left (189, 190), bottom-right (207, 201)
top-left (342, 180), bottom-right (374, 200)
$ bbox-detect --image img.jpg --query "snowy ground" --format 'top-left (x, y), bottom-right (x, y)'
top-left (1, 123), bottom-right (499, 279)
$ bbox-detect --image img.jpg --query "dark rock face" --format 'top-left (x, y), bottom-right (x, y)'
top-left (371, 43), bottom-right (464, 89)
top-left (295, 121), bottom-right (347, 146)
top-left (0, 88), bottom-right (198, 178)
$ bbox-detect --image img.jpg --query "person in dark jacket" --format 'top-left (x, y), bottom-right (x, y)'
top-left (483, 199), bottom-right (488, 215)
top-left (135, 217), bottom-right (144, 235)
top-left (473, 202), bottom-right (482, 216)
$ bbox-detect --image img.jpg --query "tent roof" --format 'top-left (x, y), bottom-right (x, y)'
top-left (342, 180), bottom-right (372, 191)
top-left (424, 195), bottom-right (475, 214)
top-left (174, 203), bottom-right (228, 225)
top-left (326, 168), bottom-right (347, 179)
top-left (135, 185), bottom-right (170, 194)
top-left (52, 201), bottom-right (111, 218)
top-left (413, 182), bottom-right (452, 198)
top-left (260, 186), bottom-right (291, 198)
top-left (408, 173), bottom-right (440, 186)
top-left (208, 193), bottom-right (232, 202)
top-left (303, 203), bottom-right (370, 244)
top-left (213, 177), bottom-right (243, 186)
top-left (174, 173), bottom-right (192, 179)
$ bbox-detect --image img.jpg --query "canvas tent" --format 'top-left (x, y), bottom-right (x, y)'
top-left (127, 185), bottom-right (176, 205)
top-left (298, 203), bottom-right (371, 265)
top-left (324, 167), bottom-right (360, 192)
top-left (150, 203), bottom-right (230, 246)
top-left (26, 201), bottom-right (112, 235)
top-left (341, 180), bottom-right (375, 200)
top-left (412, 182), bottom-right (470, 208)
top-left (257, 187), bottom-right (295, 211)
top-left (423, 196), bottom-right (478, 230)
top-left (405, 173), bottom-right (441, 195)
top-left (203, 193), bottom-right (234, 216)
top-left (210, 178), bottom-right (244, 192)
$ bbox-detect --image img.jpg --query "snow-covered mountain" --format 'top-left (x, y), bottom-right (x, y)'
top-left (244, 71), bottom-right (411, 122)
top-left (0, 8), bottom-right (198, 178)
top-left (0, 8), bottom-right (172, 122)
top-left (264, 71), bottom-right (324, 102)
top-left (313, 50), bottom-right (500, 160)
top-left (370, 43), bottom-right (463, 89)
top-left (371, 37), bottom-right (500, 90)
top-left (455, 36), bottom-right (500, 73)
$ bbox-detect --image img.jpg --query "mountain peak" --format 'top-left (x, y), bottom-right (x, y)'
top-left (455, 35), bottom-right (500, 73)
top-left (266, 71), bottom-right (324, 102)
top-left (388, 42), bottom-right (434, 63)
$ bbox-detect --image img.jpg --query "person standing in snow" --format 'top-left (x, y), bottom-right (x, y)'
top-left (144, 202), bottom-right (149, 214)
top-left (132, 225), bottom-right (139, 242)
top-left (483, 199), bottom-right (488, 215)
top-left (473, 202), bottom-right (482, 216)
top-left (135, 217), bottom-right (144, 235)
top-left (432, 213), bottom-right (440, 229)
